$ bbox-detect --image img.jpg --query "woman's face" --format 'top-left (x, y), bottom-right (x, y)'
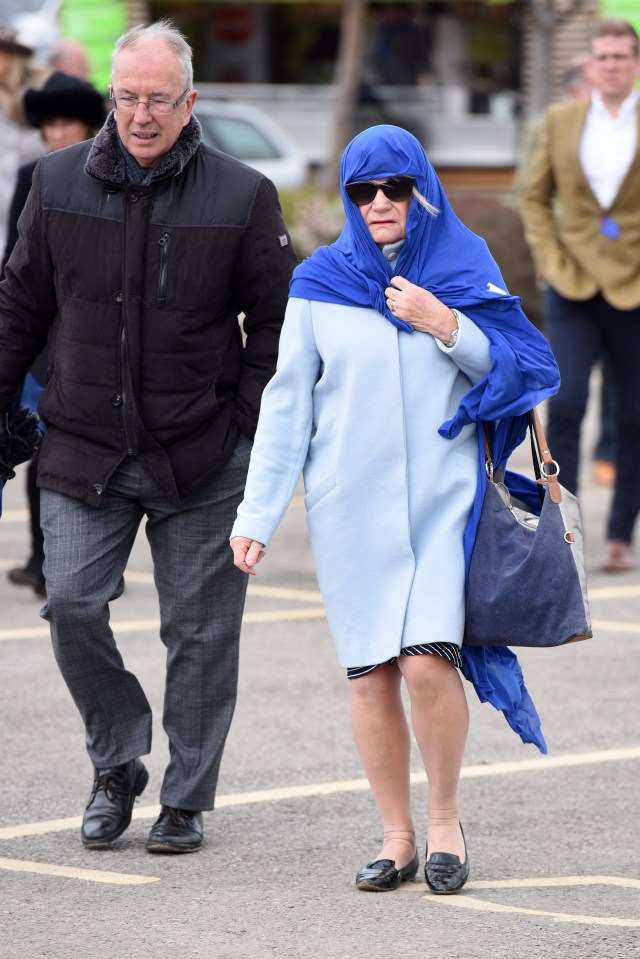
top-left (41, 117), bottom-right (91, 151)
top-left (350, 178), bottom-right (412, 249)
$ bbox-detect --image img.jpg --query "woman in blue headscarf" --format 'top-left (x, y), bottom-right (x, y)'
top-left (230, 126), bottom-right (559, 894)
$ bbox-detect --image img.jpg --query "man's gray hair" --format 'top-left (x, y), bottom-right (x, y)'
top-left (112, 19), bottom-right (194, 90)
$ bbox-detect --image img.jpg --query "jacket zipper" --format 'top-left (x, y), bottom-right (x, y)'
top-left (119, 323), bottom-right (136, 455)
top-left (157, 232), bottom-right (171, 307)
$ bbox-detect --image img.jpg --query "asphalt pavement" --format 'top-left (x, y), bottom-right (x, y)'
top-left (1, 388), bottom-right (639, 959)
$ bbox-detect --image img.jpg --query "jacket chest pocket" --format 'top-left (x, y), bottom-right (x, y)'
top-left (157, 231), bottom-right (171, 308)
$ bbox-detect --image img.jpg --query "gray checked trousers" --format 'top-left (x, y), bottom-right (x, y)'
top-left (39, 436), bottom-right (251, 811)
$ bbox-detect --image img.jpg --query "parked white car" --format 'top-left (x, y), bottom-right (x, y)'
top-left (194, 99), bottom-right (308, 189)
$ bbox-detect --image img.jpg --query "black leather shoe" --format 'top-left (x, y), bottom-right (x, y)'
top-left (146, 806), bottom-right (203, 854)
top-left (7, 564), bottom-right (46, 596)
top-left (425, 824), bottom-right (469, 894)
top-left (81, 758), bottom-right (148, 848)
top-left (355, 849), bottom-right (419, 892)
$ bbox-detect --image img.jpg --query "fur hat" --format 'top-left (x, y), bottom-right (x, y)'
top-left (0, 23), bottom-right (33, 58)
top-left (23, 72), bottom-right (107, 129)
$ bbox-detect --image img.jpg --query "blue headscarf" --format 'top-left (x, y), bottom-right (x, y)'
top-left (292, 126), bottom-right (560, 753)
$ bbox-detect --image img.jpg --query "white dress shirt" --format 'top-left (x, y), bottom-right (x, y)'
top-left (579, 89), bottom-right (638, 210)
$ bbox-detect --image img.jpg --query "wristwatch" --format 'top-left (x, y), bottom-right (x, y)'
top-left (444, 310), bottom-right (459, 349)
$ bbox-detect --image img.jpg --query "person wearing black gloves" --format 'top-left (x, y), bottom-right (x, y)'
top-left (0, 20), bottom-right (294, 855)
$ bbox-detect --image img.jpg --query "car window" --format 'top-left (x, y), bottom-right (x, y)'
top-left (197, 115), bottom-right (281, 161)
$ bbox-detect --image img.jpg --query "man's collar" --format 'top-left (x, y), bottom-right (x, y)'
top-left (84, 112), bottom-right (202, 185)
top-left (591, 88), bottom-right (639, 118)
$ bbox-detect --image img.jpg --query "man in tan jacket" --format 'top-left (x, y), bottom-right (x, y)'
top-left (521, 18), bottom-right (640, 572)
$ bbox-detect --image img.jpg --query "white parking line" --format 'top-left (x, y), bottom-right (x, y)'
top-left (124, 572), bottom-right (324, 604)
top-left (0, 856), bottom-right (158, 885)
top-left (0, 511), bottom-right (29, 524)
top-left (0, 606), bottom-right (328, 642)
top-left (588, 584), bottom-right (640, 600)
top-left (415, 876), bottom-right (640, 928)
top-left (1, 746), bottom-right (638, 842)
top-left (591, 619), bottom-right (640, 634)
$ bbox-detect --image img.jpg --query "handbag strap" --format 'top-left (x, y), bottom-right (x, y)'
top-left (528, 409), bottom-right (562, 504)
top-left (482, 409), bottom-right (563, 505)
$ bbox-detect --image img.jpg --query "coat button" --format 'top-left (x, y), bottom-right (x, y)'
top-left (93, 483), bottom-right (103, 495)
top-left (111, 394), bottom-right (122, 407)
top-left (115, 291), bottom-right (123, 302)
top-left (128, 193), bottom-right (139, 203)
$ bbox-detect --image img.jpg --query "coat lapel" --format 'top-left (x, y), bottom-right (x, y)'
top-left (610, 102), bottom-right (640, 211)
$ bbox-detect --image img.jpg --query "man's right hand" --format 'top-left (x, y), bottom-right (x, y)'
top-left (0, 407), bottom-right (41, 483)
top-left (0, 411), bottom-right (16, 481)
top-left (230, 536), bottom-right (265, 575)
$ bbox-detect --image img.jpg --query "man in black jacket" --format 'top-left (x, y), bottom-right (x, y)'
top-left (0, 20), bottom-right (297, 853)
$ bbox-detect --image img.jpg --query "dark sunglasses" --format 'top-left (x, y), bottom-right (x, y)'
top-left (344, 176), bottom-right (415, 205)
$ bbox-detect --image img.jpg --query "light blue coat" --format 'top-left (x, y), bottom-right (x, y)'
top-left (232, 296), bottom-right (493, 668)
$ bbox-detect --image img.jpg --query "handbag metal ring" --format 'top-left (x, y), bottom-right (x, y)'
top-left (541, 460), bottom-right (560, 478)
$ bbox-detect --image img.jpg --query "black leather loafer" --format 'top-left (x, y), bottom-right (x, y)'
top-left (81, 758), bottom-right (148, 848)
top-left (146, 806), bottom-right (203, 854)
top-left (356, 849), bottom-right (419, 892)
top-left (424, 824), bottom-right (469, 894)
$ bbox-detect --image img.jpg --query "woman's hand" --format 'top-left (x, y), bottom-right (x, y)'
top-left (230, 536), bottom-right (266, 575)
top-left (384, 276), bottom-right (458, 344)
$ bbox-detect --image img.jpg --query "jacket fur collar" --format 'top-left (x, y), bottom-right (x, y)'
top-left (84, 112), bottom-right (202, 184)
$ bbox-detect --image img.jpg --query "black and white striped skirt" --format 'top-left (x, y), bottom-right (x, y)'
top-left (346, 642), bottom-right (463, 680)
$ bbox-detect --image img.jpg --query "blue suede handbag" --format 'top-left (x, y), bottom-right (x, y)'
top-left (465, 410), bottom-right (592, 648)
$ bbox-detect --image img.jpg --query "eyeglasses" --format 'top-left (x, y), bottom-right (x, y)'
top-left (592, 53), bottom-right (637, 63)
top-left (344, 176), bottom-right (415, 205)
top-left (109, 88), bottom-right (191, 116)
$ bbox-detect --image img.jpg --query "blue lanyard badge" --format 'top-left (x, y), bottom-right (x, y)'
top-left (600, 217), bottom-right (621, 240)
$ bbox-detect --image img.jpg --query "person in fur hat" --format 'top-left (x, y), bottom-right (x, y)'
top-left (2, 70), bottom-right (107, 598)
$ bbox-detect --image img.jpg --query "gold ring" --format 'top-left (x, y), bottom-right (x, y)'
top-left (389, 301), bottom-right (396, 314)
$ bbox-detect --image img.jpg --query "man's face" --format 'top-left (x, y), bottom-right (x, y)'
top-left (590, 34), bottom-right (640, 103)
top-left (111, 39), bottom-right (197, 169)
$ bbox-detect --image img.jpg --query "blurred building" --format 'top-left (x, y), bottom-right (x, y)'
top-left (7, 1), bottom-right (633, 176)
top-left (123, 1), bottom-right (608, 176)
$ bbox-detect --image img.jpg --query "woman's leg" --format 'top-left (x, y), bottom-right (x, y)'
top-left (398, 654), bottom-right (468, 860)
top-left (350, 661), bottom-right (416, 866)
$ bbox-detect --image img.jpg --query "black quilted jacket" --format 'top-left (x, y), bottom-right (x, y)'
top-left (0, 114), bottom-right (296, 505)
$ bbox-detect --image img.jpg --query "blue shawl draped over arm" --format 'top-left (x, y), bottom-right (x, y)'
top-left (290, 125), bottom-right (560, 753)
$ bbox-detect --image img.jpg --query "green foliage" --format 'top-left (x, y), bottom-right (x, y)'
top-left (278, 186), bottom-right (345, 262)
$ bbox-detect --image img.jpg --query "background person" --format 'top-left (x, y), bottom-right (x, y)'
top-left (0, 20), bottom-right (296, 855)
top-left (231, 125), bottom-right (559, 894)
top-left (516, 54), bottom-right (618, 491)
top-left (0, 23), bottom-right (45, 255)
top-left (2, 71), bottom-right (107, 598)
top-left (521, 18), bottom-right (640, 572)
top-left (48, 38), bottom-right (91, 82)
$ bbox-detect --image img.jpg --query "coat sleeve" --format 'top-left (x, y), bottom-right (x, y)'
top-left (0, 163), bottom-right (57, 412)
top-left (520, 106), bottom-right (573, 289)
top-left (231, 177), bottom-right (298, 439)
top-left (231, 297), bottom-right (321, 546)
top-left (435, 310), bottom-right (491, 384)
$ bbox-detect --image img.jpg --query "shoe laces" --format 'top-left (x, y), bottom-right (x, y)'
top-left (91, 767), bottom-right (130, 802)
top-left (166, 807), bottom-right (190, 827)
